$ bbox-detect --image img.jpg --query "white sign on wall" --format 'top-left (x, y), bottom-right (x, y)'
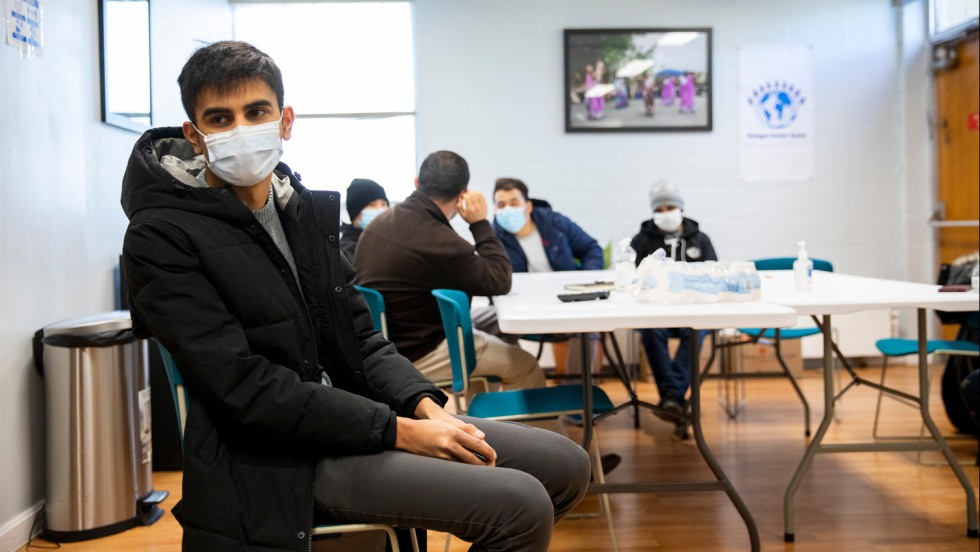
top-left (6, 0), bottom-right (43, 58)
top-left (738, 45), bottom-right (813, 182)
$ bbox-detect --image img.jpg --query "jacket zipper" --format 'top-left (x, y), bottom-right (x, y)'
top-left (305, 189), bottom-right (328, 552)
top-left (237, 190), bottom-right (320, 551)
top-left (307, 473), bottom-right (315, 552)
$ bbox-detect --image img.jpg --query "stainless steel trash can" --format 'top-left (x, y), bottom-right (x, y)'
top-left (40, 311), bottom-right (167, 542)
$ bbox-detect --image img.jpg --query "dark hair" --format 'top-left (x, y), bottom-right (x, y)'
top-left (417, 151), bottom-right (470, 201)
top-left (177, 41), bottom-right (285, 124)
top-left (493, 178), bottom-right (529, 201)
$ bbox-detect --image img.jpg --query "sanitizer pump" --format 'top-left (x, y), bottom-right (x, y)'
top-left (793, 241), bottom-right (813, 291)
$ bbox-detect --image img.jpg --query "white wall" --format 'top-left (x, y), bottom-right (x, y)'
top-left (415, 0), bottom-right (934, 284)
top-left (0, 0), bottom-right (941, 548)
top-left (0, 2), bottom-right (230, 549)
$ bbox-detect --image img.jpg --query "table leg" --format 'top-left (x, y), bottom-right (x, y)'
top-left (581, 332), bottom-right (594, 451)
top-left (915, 309), bottom-right (978, 537)
top-left (689, 328), bottom-right (761, 552)
top-left (783, 314), bottom-right (836, 542)
top-left (595, 332), bottom-right (661, 428)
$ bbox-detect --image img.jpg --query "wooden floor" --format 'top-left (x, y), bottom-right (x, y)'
top-left (22, 363), bottom-right (979, 551)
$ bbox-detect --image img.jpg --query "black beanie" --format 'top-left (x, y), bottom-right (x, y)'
top-left (345, 178), bottom-right (388, 220)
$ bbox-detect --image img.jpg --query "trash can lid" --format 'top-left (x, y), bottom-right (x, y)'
top-left (43, 310), bottom-right (132, 338)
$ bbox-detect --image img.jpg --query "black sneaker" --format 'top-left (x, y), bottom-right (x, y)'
top-left (654, 397), bottom-right (687, 425)
top-left (591, 453), bottom-right (622, 481)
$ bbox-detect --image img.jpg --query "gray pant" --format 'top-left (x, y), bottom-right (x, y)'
top-left (314, 416), bottom-right (592, 552)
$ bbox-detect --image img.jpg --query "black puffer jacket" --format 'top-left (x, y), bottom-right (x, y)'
top-left (630, 217), bottom-right (718, 264)
top-left (121, 127), bottom-right (445, 552)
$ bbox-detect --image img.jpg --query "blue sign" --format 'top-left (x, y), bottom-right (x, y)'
top-left (747, 82), bottom-right (807, 130)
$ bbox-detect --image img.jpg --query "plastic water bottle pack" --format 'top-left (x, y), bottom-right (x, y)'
top-left (626, 249), bottom-right (761, 304)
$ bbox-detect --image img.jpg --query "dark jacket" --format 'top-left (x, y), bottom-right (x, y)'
top-left (493, 203), bottom-right (604, 272)
top-left (630, 217), bottom-right (718, 264)
top-left (354, 191), bottom-right (512, 361)
top-left (339, 222), bottom-right (361, 261)
top-left (121, 127), bottom-right (444, 552)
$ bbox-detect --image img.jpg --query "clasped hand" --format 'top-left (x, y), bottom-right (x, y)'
top-left (395, 398), bottom-right (497, 467)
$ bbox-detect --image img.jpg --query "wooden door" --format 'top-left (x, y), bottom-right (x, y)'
top-left (934, 33), bottom-right (979, 263)
top-left (934, 32), bottom-right (979, 338)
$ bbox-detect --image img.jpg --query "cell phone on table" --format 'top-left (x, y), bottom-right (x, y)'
top-left (557, 290), bottom-right (610, 302)
top-left (564, 281), bottom-right (615, 292)
top-left (938, 284), bottom-right (971, 292)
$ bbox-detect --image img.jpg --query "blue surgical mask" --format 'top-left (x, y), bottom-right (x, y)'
top-left (359, 207), bottom-right (386, 228)
top-left (495, 206), bottom-right (527, 234)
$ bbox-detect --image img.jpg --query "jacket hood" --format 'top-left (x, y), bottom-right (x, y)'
top-left (120, 126), bottom-right (302, 222)
top-left (638, 217), bottom-right (703, 240)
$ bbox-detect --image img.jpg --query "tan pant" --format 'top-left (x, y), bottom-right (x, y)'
top-left (413, 329), bottom-right (545, 390)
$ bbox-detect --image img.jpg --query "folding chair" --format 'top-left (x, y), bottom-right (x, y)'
top-left (703, 257), bottom-right (836, 437)
top-left (151, 339), bottom-right (419, 552)
top-left (871, 337), bottom-right (979, 464)
top-left (354, 285), bottom-right (389, 338)
top-left (431, 289), bottom-right (619, 552)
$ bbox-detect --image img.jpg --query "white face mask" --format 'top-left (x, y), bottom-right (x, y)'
top-left (653, 209), bottom-right (683, 233)
top-left (194, 118), bottom-right (283, 187)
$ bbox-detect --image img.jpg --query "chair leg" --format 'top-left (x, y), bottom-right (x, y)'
top-left (382, 526), bottom-right (402, 552)
top-left (444, 531), bottom-right (452, 552)
top-left (871, 355), bottom-right (891, 439)
top-left (588, 435), bottom-right (619, 552)
top-left (871, 355), bottom-right (924, 440)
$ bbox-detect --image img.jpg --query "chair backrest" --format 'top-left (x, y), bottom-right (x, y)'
top-left (753, 257), bottom-right (834, 273)
top-left (354, 285), bottom-right (388, 339)
top-left (151, 338), bottom-right (188, 447)
top-left (431, 289), bottom-right (477, 394)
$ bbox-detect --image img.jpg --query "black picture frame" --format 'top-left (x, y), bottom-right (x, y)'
top-left (564, 27), bottom-right (712, 133)
top-left (98, 0), bottom-right (152, 133)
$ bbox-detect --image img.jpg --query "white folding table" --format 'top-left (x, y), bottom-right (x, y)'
top-left (755, 271), bottom-right (980, 542)
top-left (494, 270), bottom-right (797, 552)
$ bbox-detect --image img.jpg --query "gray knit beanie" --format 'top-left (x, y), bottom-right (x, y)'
top-left (649, 179), bottom-right (684, 212)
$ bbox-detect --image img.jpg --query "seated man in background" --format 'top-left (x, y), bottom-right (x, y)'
top-left (492, 176), bottom-right (603, 370)
top-left (493, 177), bottom-right (622, 472)
top-left (340, 177), bottom-right (389, 261)
top-left (492, 177), bottom-right (603, 273)
top-left (122, 41), bottom-right (590, 552)
top-left (355, 151), bottom-right (546, 391)
top-left (631, 180), bottom-right (717, 427)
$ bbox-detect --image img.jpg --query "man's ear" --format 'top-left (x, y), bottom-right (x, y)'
top-left (182, 122), bottom-right (205, 156)
top-left (525, 199), bottom-right (533, 215)
top-left (413, 177), bottom-right (419, 190)
top-left (280, 105), bottom-right (295, 140)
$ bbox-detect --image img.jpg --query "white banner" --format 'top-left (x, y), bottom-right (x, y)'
top-left (6, 0), bottom-right (43, 58)
top-left (738, 45), bottom-right (813, 182)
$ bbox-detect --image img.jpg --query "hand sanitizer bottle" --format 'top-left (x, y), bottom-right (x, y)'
top-left (793, 241), bottom-right (813, 291)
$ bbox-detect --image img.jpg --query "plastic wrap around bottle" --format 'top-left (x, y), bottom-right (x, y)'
top-left (613, 238), bottom-right (637, 291)
top-left (628, 251), bottom-right (759, 304)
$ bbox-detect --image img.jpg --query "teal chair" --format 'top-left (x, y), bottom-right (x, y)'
top-left (151, 339), bottom-right (419, 552)
top-left (710, 257), bottom-right (834, 437)
top-left (430, 289), bottom-right (619, 551)
top-left (872, 337), bottom-right (979, 441)
top-left (354, 285), bottom-right (388, 339)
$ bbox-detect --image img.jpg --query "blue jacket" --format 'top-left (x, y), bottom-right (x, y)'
top-left (493, 203), bottom-right (604, 272)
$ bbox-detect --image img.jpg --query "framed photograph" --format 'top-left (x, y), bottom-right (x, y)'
top-left (564, 28), bottom-right (712, 133)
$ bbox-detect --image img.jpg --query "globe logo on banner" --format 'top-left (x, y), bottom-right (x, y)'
top-left (747, 82), bottom-right (807, 130)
